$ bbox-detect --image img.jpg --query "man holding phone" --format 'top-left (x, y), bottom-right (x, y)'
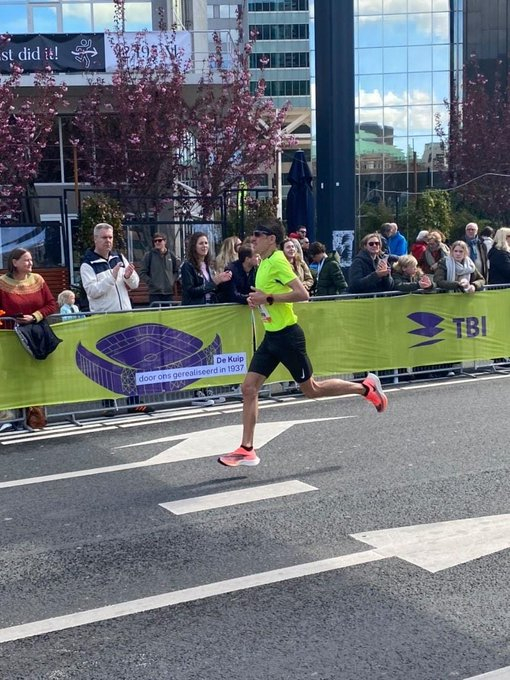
top-left (80, 222), bottom-right (139, 313)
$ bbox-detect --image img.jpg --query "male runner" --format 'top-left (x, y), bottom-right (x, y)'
top-left (218, 219), bottom-right (387, 467)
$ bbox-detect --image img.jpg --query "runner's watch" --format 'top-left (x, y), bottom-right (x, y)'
top-left (266, 295), bottom-right (274, 305)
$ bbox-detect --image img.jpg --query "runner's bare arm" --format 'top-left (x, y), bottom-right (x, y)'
top-left (248, 277), bottom-right (309, 306)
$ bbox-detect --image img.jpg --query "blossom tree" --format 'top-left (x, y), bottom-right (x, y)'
top-left (185, 29), bottom-right (293, 217)
top-left (0, 48), bottom-right (67, 217)
top-left (72, 10), bottom-right (192, 211)
top-left (436, 61), bottom-right (510, 224)
top-left (72, 3), bottom-right (294, 217)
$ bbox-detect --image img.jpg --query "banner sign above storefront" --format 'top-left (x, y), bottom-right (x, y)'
top-left (0, 34), bottom-right (106, 73)
top-left (103, 32), bottom-right (192, 72)
top-left (0, 31), bottom-right (192, 74)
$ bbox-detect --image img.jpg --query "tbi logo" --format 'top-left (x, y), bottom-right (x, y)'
top-left (408, 312), bottom-right (487, 347)
top-left (408, 312), bottom-right (445, 348)
top-left (452, 316), bottom-right (487, 338)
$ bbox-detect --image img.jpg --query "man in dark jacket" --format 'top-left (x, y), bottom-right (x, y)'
top-left (140, 233), bottom-right (179, 305)
top-left (217, 244), bottom-right (259, 304)
top-left (308, 241), bottom-right (347, 296)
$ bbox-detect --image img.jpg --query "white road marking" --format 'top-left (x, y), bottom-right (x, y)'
top-left (351, 513), bottom-right (510, 573)
top-left (1, 513), bottom-right (508, 644)
top-left (0, 418), bottom-right (352, 490)
top-left (159, 480), bottom-right (317, 515)
top-left (0, 549), bottom-right (383, 644)
top-left (115, 416), bottom-right (354, 449)
top-left (1, 425), bottom-right (118, 445)
top-left (464, 668), bottom-right (510, 679)
top-left (118, 412), bottom-right (221, 428)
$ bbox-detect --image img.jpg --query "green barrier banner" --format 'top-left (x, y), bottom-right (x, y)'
top-left (255, 290), bottom-right (509, 382)
top-left (1, 291), bottom-right (508, 409)
top-left (0, 306), bottom-right (253, 409)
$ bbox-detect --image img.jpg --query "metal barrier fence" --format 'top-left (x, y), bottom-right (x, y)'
top-left (1, 284), bottom-right (509, 432)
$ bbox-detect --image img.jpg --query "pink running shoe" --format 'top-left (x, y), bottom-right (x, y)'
top-left (218, 447), bottom-right (260, 467)
top-left (362, 372), bottom-right (388, 413)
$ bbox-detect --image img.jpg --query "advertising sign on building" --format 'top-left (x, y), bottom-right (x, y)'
top-left (103, 32), bottom-right (192, 72)
top-left (0, 31), bottom-right (191, 74)
top-left (0, 34), bottom-right (106, 73)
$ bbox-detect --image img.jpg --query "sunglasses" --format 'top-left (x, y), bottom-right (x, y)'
top-left (253, 229), bottom-right (273, 237)
top-left (153, 238), bottom-right (165, 243)
top-left (367, 241), bottom-right (380, 246)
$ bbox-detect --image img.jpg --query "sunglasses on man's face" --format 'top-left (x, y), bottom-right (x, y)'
top-left (153, 238), bottom-right (164, 243)
top-left (253, 229), bottom-right (273, 238)
top-left (367, 241), bottom-right (380, 246)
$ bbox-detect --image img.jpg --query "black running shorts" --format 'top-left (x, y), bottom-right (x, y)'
top-left (248, 323), bottom-right (313, 383)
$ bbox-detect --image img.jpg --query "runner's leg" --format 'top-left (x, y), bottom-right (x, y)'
top-left (240, 371), bottom-right (266, 447)
top-left (299, 377), bottom-right (364, 398)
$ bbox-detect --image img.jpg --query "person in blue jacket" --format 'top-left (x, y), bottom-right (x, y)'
top-left (381, 222), bottom-right (408, 257)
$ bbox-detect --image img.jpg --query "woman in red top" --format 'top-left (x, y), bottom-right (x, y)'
top-left (0, 248), bottom-right (57, 326)
top-left (0, 248), bottom-right (57, 429)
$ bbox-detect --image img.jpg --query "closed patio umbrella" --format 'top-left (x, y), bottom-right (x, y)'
top-left (286, 149), bottom-right (315, 240)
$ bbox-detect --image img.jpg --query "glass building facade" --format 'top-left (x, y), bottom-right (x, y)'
top-left (353, 0), bottom-right (462, 227)
top-left (0, 0), bottom-right (186, 33)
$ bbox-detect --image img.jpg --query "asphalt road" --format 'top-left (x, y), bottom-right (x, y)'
top-left (0, 373), bottom-right (509, 680)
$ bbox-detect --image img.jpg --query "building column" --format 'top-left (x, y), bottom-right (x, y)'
top-left (314, 0), bottom-right (355, 249)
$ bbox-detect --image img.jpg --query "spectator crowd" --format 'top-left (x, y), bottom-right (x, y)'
top-left (1, 216), bottom-right (509, 431)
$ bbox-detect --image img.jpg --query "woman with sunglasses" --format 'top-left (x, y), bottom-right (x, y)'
top-left (180, 232), bottom-right (232, 306)
top-left (347, 233), bottom-right (394, 294)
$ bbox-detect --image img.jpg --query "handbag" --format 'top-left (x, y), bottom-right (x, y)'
top-left (26, 406), bottom-right (47, 429)
top-left (14, 319), bottom-right (62, 360)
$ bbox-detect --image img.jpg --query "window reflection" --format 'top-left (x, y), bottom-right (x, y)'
top-left (32, 5), bottom-right (58, 33)
top-left (408, 46), bottom-right (432, 71)
top-left (409, 73), bottom-right (432, 101)
top-left (432, 43), bottom-right (450, 70)
top-left (408, 105), bottom-right (433, 135)
top-left (2, 5), bottom-right (28, 32)
top-left (62, 4), bottom-right (92, 31)
top-left (383, 0), bottom-right (408, 14)
top-left (358, 48), bottom-right (383, 74)
top-left (432, 71), bottom-right (449, 102)
top-left (383, 47), bottom-right (407, 73)
top-left (358, 74), bottom-right (384, 101)
top-left (408, 14), bottom-right (432, 45)
top-left (383, 16), bottom-right (407, 47)
top-left (433, 12), bottom-right (450, 42)
top-left (357, 0), bottom-right (383, 15)
top-left (384, 73), bottom-right (407, 98)
top-left (357, 17), bottom-right (383, 48)
top-left (355, 0), bottom-right (456, 224)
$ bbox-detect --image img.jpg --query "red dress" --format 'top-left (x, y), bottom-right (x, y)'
top-left (0, 273), bottom-right (57, 326)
